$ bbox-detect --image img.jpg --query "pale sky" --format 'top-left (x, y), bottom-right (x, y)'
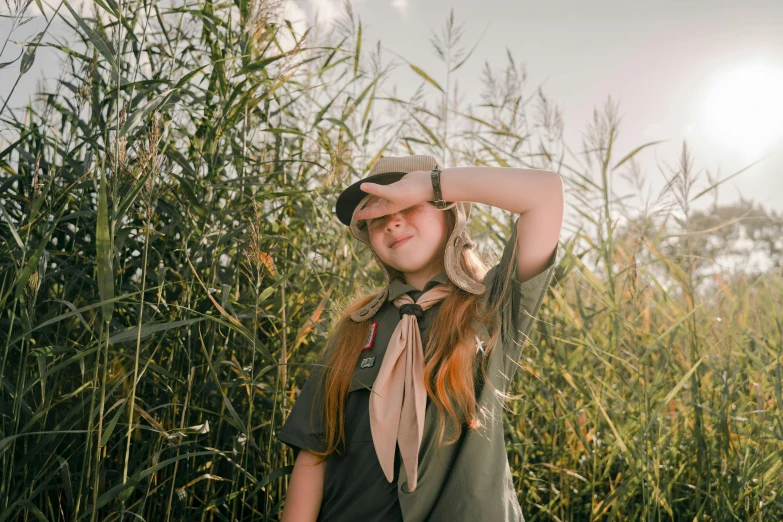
top-left (3, 0), bottom-right (783, 214)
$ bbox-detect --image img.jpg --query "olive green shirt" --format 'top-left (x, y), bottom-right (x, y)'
top-left (278, 216), bottom-right (558, 521)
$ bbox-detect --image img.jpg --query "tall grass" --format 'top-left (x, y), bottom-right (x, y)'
top-left (1, 1), bottom-right (781, 520)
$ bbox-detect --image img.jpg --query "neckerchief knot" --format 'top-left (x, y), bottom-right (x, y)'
top-left (398, 302), bottom-right (425, 321)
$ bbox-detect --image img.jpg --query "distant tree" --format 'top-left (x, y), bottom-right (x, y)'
top-left (686, 198), bottom-right (783, 277)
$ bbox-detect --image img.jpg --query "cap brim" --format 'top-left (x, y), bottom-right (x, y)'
top-left (335, 171), bottom-right (407, 226)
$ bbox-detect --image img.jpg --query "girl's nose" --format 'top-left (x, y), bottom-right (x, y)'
top-left (385, 213), bottom-right (403, 229)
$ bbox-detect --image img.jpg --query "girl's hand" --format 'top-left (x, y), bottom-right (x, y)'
top-left (353, 170), bottom-right (433, 221)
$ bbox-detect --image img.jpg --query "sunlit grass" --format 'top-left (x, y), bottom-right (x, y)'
top-left (1, 1), bottom-right (781, 520)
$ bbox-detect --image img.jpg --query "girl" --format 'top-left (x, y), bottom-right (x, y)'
top-left (278, 155), bottom-right (563, 522)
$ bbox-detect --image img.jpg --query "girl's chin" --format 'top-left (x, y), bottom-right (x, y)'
top-left (386, 260), bottom-right (431, 272)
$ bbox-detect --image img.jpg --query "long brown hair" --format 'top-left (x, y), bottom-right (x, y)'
top-left (307, 211), bottom-right (519, 463)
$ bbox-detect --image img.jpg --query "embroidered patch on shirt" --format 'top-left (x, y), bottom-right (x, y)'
top-left (362, 321), bottom-right (379, 350)
top-left (360, 357), bottom-right (376, 368)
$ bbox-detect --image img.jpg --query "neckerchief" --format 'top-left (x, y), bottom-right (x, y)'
top-left (369, 283), bottom-right (453, 491)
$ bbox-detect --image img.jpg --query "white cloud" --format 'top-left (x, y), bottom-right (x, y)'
top-left (282, 0), bottom-right (309, 35)
top-left (281, 0), bottom-right (366, 31)
top-left (276, 0), bottom-right (309, 52)
top-left (26, 0), bottom-right (94, 20)
top-left (306, 0), bottom-right (342, 27)
top-left (391, 0), bottom-right (408, 16)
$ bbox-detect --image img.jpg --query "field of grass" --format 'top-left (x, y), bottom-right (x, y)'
top-left (1, 1), bottom-right (782, 520)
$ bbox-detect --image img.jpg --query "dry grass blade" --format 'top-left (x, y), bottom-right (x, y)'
top-left (96, 170), bottom-right (114, 322)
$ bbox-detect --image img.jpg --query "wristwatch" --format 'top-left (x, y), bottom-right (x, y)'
top-left (429, 165), bottom-right (457, 210)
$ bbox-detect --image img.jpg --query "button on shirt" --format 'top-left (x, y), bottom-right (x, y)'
top-left (277, 216), bottom-right (558, 522)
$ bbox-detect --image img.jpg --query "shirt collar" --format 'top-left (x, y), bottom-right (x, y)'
top-left (387, 271), bottom-right (450, 302)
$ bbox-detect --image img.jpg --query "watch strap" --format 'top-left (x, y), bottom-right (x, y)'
top-left (430, 166), bottom-right (456, 210)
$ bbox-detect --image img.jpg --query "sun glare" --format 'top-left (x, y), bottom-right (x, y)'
top-left (700, 62), bottom-right (783, 161)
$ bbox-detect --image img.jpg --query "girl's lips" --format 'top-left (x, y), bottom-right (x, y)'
top-left (390, 236), bottom-right (412, 248)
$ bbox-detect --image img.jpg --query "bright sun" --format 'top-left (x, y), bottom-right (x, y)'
top-left (700, 62), bottom-right (783, 161)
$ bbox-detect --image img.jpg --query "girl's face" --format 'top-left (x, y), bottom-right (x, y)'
top-left (363, 199), bottom-right (449, 278)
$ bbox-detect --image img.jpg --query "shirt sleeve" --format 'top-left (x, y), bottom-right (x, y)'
top-left (479, 214), bottom-right (558, 381)
top-left (277, 361), bottom-right (329, 459)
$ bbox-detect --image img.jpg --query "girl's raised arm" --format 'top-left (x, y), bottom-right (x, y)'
top-left (280, 450), bottom-right (326, 522)
top-left (355, 166), bottom-right (563, 284)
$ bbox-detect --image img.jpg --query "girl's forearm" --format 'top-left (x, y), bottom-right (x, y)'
top-left (438, 167), bottom-right (562, 215)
